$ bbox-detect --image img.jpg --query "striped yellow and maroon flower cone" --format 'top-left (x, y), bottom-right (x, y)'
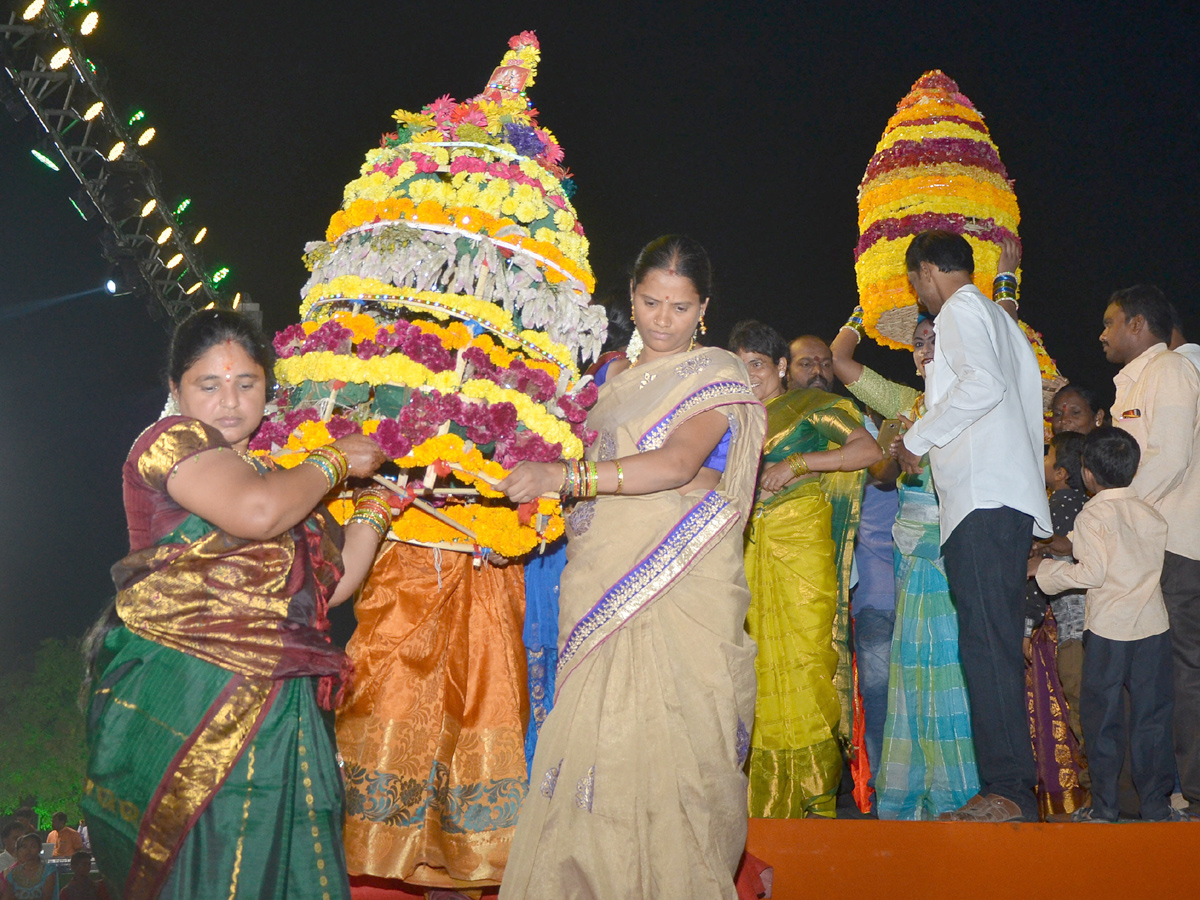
top-left (855, 70), bottom-right (1020, 349)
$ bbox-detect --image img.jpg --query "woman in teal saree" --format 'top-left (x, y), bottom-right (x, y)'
top-left (84, 310), bottom-right (387, 900)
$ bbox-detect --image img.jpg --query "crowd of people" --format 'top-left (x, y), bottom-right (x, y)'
top-left (0, 809), bottom-right (107, 899)
top-left (11, 228), bottom-right (1195, 899)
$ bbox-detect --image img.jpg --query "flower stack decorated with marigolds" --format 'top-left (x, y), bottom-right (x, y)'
top-left (250, 31), bottom-right (604, 557)
top-left (854, 70), bottom-right (1067, 418)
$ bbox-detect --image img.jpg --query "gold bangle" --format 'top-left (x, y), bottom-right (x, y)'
top-left (787, 453), bottom-right (809, 478)
top-left (613, 460), bottom-right (624, 495)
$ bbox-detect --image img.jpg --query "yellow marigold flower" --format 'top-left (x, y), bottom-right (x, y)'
top-left (553, 209), bottom-right (575, 232)
top-left (534, 227), bottom-right (557, 244)
top-left (412, 130), bottom-right (444, 143)
top-left (395, 161), bottom-right (417, 181)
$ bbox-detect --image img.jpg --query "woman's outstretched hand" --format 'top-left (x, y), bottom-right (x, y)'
top-left (997, 235), bottom-right (1022, 273)
top-left (499, 461), bottom-right (563, 504)
top-left (335, 434), bottom-right (388, 478)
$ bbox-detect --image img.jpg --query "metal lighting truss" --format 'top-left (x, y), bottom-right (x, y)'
top-left (1, 2), bottom-right (225, 323)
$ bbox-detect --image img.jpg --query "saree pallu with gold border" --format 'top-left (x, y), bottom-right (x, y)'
top-left (499, 348), bottom-right (765, 900)
top-left (84, 417), bottom-right (353, 900)
top-left (744, 390), bottom-right (864, 818)
top-left (335, 542), bottom-right (528, 892)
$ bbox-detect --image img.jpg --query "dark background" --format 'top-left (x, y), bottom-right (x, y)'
top-left (2, 0), bottom-right (1197, 657)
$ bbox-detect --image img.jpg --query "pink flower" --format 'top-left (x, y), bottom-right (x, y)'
top-left (284, 407), bottom-right (321, 431)
top-left (356, 339), bottom-right (386, 360)
top-left (450, 156), bottom-right (488, 175)
top-left (273, 324), bottom-right (307, 359)
top-left (326, 416), bottom-right (362, 439)
top-left (535, 130), bottom-right (564, 166)
top-left (248, 419), bottom-right (291, 451)
top-left (371, 418), bottom-right (412, 459)
top-left (495, 429), bottom-right (561, 467)
top-left (509, 30), bottom-right (539, 50)
top-left (411, 152), bottom-right (440, 174)
top-left (459, 108), bottom-right (488, 128)
top-left (301, 321), bottom-right (354, 355)
top-left (426, 94), bottom-right (457, 122)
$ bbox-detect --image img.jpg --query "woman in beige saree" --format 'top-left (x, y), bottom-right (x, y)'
top-left (497, 236), bottom-right (766, 900)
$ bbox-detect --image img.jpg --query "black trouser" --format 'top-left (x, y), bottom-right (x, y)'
top-left (941, 506), bottom-right (1037, 818)
top-left (1081, 630), bottom-right (1175, 821)
top-left (1161, 550), bottom-right (1200, 813)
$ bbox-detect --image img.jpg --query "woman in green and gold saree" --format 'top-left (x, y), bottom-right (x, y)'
top-left (730, 320), bottom-right (884, 818)
top-left (83, 310), bottom-right (389, 900)
top-left (495, 236), bottom-right (766, 900)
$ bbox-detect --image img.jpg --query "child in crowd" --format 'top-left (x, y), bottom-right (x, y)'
top-left (1027, 431), bottom-right (1089, 759)
top-left (1029, 427), bottom-right (1178, 822)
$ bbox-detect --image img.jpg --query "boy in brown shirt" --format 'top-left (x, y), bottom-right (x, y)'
top-left (1029, 427), bottom-right (1178, 822)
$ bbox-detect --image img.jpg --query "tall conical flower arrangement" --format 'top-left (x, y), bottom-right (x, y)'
top-left (854, 70), bottom-right (1066, 423)
top-left (250, 32), bottom-right (604, 557)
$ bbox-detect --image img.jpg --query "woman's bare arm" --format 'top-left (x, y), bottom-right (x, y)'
top-left (167, 434), bottom-right (385, 541)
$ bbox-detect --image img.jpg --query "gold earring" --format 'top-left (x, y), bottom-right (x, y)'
top-left (699, 315), bottom-right (707, 335)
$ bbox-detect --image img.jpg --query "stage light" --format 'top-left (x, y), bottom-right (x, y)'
top-left (212, 267), bottom-right (230, 285)
top-left (82, 100), bottom-right (103, 120)
top-left (79, 11), bottom-right (98, 34)
top-left (155, 227), bottom-right (173, 245)
top-left (139, 198), bottom-right (157, 217)
top-left (49, 48), bottom-right (71, 70)
top-left (185, 281), bottom-right (203, 295)
top-left (128, 110), bottom-right (145, 125)
top-left (136, 127), bottom-right (156, 147)
top-left (232, 293), bottom-right (242, 308)
top-left (106, 140), bottom-right (125, 161)
top-left (193, 227), bottom-right (207, 244)
top-left (202, 302), bottom-right (215, 310)
top-left (174, 198), bottom-right (191, 215)
top-left (165, 253), bottom-right (183, 269)
top-left (21, 0), bottom-right (44, 21)
top-left (105, 279), bottom-right (117, 294)
top-left (30, 148), bottom-right (60, 171)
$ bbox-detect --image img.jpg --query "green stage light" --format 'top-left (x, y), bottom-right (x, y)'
top-left (212, 267), bottom-right (230, 285)
top-left (174, 198), bottom-right (191, 215)
top-left (128, 110), bottom-right (145, 126)
top-left (31, 148), bottom-right (60, 171)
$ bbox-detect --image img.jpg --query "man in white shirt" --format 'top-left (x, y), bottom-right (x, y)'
top-left (1170, 323), bottom-right (1200, 375)
top-left (893, 231), bottom-right (1051, 822)
top-left (1101, 285), bottom-right (1200, 818)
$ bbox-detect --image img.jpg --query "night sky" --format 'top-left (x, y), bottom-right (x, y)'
top-left (2, 0), bottom-right (1197, 657)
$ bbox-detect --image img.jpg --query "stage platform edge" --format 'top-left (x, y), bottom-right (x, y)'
top-left (746, 816), bottom-right (1197, 898)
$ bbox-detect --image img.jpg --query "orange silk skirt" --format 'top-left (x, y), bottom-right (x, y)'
top-left (336, 543), bottom-right (528, 891)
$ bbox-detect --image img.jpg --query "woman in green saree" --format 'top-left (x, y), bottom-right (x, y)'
top-left (83, 310), bottom-right (388, 900)
top-left (496, 236), bottom-right (766, 899)
top-left (730, 320), bottom-right (884, 818)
